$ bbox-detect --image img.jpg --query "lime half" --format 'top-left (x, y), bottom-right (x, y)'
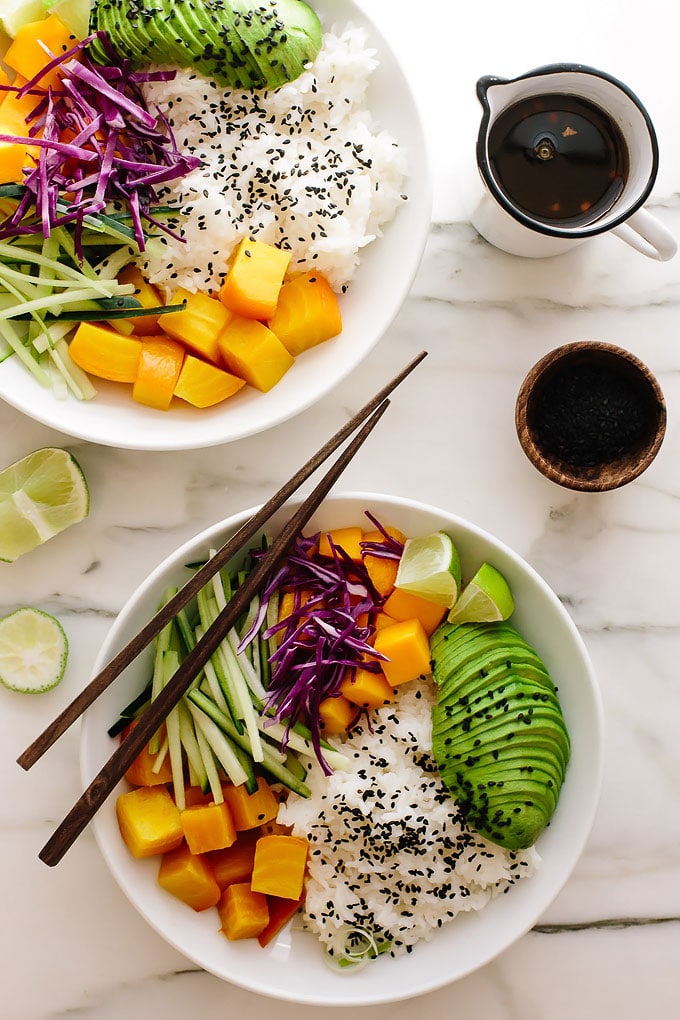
top-left (0, 447), bottom-right (89, 562)
top-left (0, 608), bottom-right (68, 693)
top-left (447, 562), bottom-right (515, 625)
top-left (394, 531), bottom-right (462, 608)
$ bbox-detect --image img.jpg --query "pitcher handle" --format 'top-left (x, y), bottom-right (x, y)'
top-left (611, 209), bottom-right (677, 261)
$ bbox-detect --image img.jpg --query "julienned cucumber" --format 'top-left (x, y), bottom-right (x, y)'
top-left (0, 211), bottom-right (183, 397)
top-left (110, 548), bottom-right (349, 808)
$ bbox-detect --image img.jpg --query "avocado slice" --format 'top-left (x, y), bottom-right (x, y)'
top-left (228, 0), bottom-right (322, 89)
top-left (89, 0), bottom-right (323, 90)
top-left (431, 621), bottom-right (570, 850)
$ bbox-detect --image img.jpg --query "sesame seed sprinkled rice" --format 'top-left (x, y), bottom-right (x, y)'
top-left (278, 683), bottom-right (541, 959)
top-left (138, 26), bottom-right (408, 297)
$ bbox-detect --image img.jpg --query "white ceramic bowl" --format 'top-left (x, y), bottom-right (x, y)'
top-left (80, 493), bottom-right (604, 1006)
top-left (0, 1), bottom-right (430, 450)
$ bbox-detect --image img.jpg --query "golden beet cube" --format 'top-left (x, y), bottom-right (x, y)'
top-left (158, 842), bottom-right (221, 911)
top-left (115, 786), bottom-right (183, 859)
top-left (219, 238), bottom-right (291, 320)
top-left (217, 316), bottom-right (294, 392)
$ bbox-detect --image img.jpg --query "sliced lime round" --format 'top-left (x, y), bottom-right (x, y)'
top-left (0, 607), bottom-right (68, 693)
top-left (394, 531), bottom-right (462, 608)
top-left (0, 447), bottom-right (89, 562)
top-left (447, 562), bottom-right (515, 625)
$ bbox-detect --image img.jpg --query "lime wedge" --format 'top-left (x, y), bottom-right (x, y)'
top-left (43, 0), bottom-right (91, 38)
top-left (0, 0), bottom-right (46, 37)
top-left (0, 447), bottom-right (89, 562)
top-left (394, 531), bottom-right (462, 608)
top-left (447, 562), bottom-right (515, 625)
top-left (0, 607), bottom-right (68, 692)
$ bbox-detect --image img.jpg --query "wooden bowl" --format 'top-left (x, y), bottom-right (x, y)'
top-left (515, 341), bottom-right (666, 492)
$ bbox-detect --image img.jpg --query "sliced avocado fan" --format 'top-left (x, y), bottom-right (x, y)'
top-left (431, 620), bottom-right (571, 850)
top-left (89, 0), bottom-right (323, 91)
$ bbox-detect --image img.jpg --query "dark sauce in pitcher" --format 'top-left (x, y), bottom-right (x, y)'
top-left (488, 94), bottom-right (629, 226)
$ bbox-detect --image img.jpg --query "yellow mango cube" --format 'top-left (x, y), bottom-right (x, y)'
top-left (319, 694), bottom-right (356, 733)
top-left (217, 316), bottom-right (294, 392)
top-left (318, 526), bottom-right (363, 562)
top-left (373, 618), bottom-right (432, 687)
top-left (340, 665), bottom-right (396, 709)
top-left (115, 786), bottom-right (183, 859)
top-left (0, 88), bottom-right (41, 183)
top-left (4, 15), bottom-right (75, 89)
top-left (382, 587), bottom-right (447, 636)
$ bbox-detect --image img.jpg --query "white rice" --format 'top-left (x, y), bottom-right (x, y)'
top-left (139, 26), bottom-right (408, 297)
top-left (278, 684), bottom-right (541, 960)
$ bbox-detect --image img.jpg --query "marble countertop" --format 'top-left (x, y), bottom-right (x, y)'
top-left (1, 1), bottom-right (679, 1017)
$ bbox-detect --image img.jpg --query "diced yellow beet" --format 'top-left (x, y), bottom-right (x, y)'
top-left (219, 238), bottom-right (291, 320)
top-left (180, 801), bottom-right (238, 855)
top-left (162, 287), bottom-right (231, 364)
top-left (268, 271), bottom-right (342, 356)
top-left (218, 882), bottom-right (269, 940)
top-left (217, 316), bottom-right (293, 392)
top-left (319, 694), bottom-right (356, 733)
top-left (372, 618), bottom-right (432, 687)
top-left (318, 526), bottom-right (363, 562)
top-left (115, 786), bottom-right (183, 859)
top-left (117, 265), bottom-right (164, 335)
top-left (132, 336), bottom-right (185, 411)
top-left (207, 831), bottom-right (259, 889)
top-left (157, 842), bottom-right (221, 911)
top-left (222, 776), bottom-right (280, 830)
top-left (373, 611), bottom-right (397, 631)
top-left (68, 322), bottom-right (142, 382)
top-left (251, 834), bottom-right (309, 900)
top-left (340, 666), bottom-right (396, 709)
top-left (4, 15), bottom-right (75, 89)
top-left (174, 353), bottom-right (245, 408)
top-left (382, 587), bottom-right (447, 636)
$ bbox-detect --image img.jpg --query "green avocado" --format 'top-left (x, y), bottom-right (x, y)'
top-left (431, 620), bottom-right (570, 850)
top-left (89, 0), bottom-right (323, 91)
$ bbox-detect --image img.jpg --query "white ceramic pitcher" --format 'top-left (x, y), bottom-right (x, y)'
top-left (462, 63), bottom-right (677, 260)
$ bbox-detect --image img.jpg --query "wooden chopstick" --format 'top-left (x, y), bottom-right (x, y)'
top-left (39, 398), bottom-right (391, 866)
top-left (17, 350), bottom-right (427, 772)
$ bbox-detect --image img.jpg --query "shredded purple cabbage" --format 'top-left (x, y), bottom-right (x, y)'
top-left (0, 31), bottom-right (201, 250)
top-left (240, 513), bottom-right (403, 773)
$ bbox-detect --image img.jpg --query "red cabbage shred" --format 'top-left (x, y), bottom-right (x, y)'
top-left (0, 31), bottom-right (201, 250)
top-left (241, 514), bottom-right (405, 773)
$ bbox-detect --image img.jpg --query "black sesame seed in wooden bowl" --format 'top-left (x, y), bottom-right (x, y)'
top-left (515, 341), bottom-right (666, 492)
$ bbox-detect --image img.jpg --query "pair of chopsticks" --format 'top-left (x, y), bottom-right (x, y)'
top-left (21, 350), bottom-right (427, 867)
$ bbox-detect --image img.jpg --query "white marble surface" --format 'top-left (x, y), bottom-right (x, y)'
top-left (2, 1), bottom-right (680, 1017)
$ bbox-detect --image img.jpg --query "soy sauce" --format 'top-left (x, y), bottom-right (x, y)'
top-left (488, 94), bottom-right (629, 226)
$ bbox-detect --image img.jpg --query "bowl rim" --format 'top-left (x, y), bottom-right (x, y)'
top-left (0, 0), bottom-right (432, 450)
top-left (515, 340), bottom-right (667, 491)
top-left (81, 491), bottom-right (605, 1005)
